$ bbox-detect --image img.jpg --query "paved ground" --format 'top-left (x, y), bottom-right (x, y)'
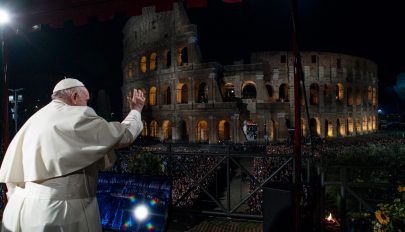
top-left (166, 212), bottom-right (263, 232)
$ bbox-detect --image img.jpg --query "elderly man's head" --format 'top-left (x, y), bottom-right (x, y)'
top-left (51, 78), bottom-right (90, 106)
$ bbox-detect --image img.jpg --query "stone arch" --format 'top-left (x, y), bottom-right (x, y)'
top-left (140, 55), bottom-right (147, 73)
top-left (279, 83), bottom-right (289, 102)
top-left (142, 120), bottom-right (148, 137)
top-left (372, 87), bottom-right (377, 106)
top-left (363, 116), bottom-right (368, 132)
top-left (336, 83), bottom-right (344, 104)
top-left (165, 86), bottom-right (171, 105)
top-left (150, 120), bottom-right (158, 137)
top-left (337, 118), bottom-right (345, 137)
top-left (197, 82), bottom-right (208, 103)
top-left (356, 118), bottom-right (362, 134)
top-left (196, 120), bottom-right (209, 143)
top-left (218, 120), bottom-right (231, 142)
top-left (355, 87), bottom-right (362, 106)
top-left (309, 118), bottom-right (320, 137)
top-left (176, 83), bottom-right (188, 104)
top-left (368, 116), bottom-right (373, 131)
top-left (367, 86), bottom-right (373, 104)
top-left (162, 120), bottom-right (172, 141)
top-left (224, 83), bottom-right (235, 100)
top-left (265, 84), bottom-right (274, 101)
top-left (177, 47), bottom-right (188, 66)
top-left (241, 81), bottom-right (257, 99)
top-left (347, 117), bottom-right (354, 135)
top-left (178, 120), bottom-right (188, 142)
top-left (266, 119), bottom-right (276, 141)
top-left (310, 83), bottom-right (320, 105)
top-left (325, 119), bottom-right (333, 137)
top-left (324, 83), bottom-right (332, 105)
top-left (150, 52), bottom-right (157, 71)
top-left (149, 86), bottom-right (157, 106)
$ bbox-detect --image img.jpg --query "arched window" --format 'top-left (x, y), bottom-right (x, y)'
top-left (336, 83), bottom-right (344, 104)
top-left (309, 118), bottom-right (319, 137)
top-left (355, 87), bottom-right (362, 106)
top-left (197, 82), bottom-right (208, 103)
top-left (266, 84), bottom-right (274, 100)
top-left (347, 87), bottom-right (353, 106)
top-left (279, 83), bottom-right (289, 102)
top-left (367, 86), bottom-right (373, 104)
top-left (142, 120), bottom-right (148, 137)
top-left (372, 88), bottom-right (377, 106)
top-left (224, 83), bottom-right (235, 101)
top-left (165, 86), bottom-right (171, 105)
top-left (178, 120), bottom-right (188, 141)
top-left (149, 86), bottom-right (157, 106)
top-left (347, 117), bottom-right (354, 135)
top-left (162, 120), bottom-right (171, 141)
top-left (166, 51), bottom-right (171, 68)
top-left (150, 120), bottom-right (158, 137)
top-left (140, 56), bottom-right (147, 73)
top-left (310, 83), bottom-right (320, 105)
top-left (177, 47), bottom-right (188, 66)
top-left (150, 52), bottom-right (157, 71)
top-left (324, 84), bottom-right (332, 105)
top-left (363, 116), bottom-right (368, 132)
top-left (197, 120), bottom-right (209, 143)
top-left (266, 120), bottom-right (276, 141)
top-left (356, 118), bottom-right (362, 134)
top-left (242, 83), bottom-right (257, 99)
top-left (181, 47), bottom-right (188, 65)
top-left (368, 116), bottom-right (373, 131)
top-left (176, 83), bottom-right (188, 104)
top-left (337, 118), bottom-right (345, 136)
top-left (218, 120), bottom-right (230, 142)
top-left (325, 119), bottom-right (333, 137)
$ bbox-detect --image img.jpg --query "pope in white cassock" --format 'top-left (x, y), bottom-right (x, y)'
top-left (0, 78), bottom-right (145, 232)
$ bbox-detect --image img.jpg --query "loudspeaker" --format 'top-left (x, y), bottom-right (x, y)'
top-left (263, 183), bottom-right (293, 232)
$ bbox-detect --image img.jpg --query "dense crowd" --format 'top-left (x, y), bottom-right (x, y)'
top-left (247, 134), bottom-right (405, 214)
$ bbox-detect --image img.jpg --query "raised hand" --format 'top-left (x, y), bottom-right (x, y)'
top-left (127, 89), bottom-right (145, 112)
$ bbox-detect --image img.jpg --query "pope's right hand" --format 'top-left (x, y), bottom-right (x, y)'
top-left (128, 89), bottom-right (145, 113)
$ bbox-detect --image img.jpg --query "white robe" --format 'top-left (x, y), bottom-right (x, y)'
top-left (0, 99), bottom-right (143, 232)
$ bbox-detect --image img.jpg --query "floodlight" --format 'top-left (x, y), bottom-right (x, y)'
top-left (133, 204), bottom-right (149, 221)
top-left (0, 9), bottom-right (10, 25)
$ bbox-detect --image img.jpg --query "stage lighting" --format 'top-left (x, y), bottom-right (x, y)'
top-left (0, 9), bottom-right (10, 24)
top-left (134, 204), bottom-right (149, 221)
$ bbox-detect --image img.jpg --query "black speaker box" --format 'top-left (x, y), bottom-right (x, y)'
top-left (262, 183), bottom-right (293, 232)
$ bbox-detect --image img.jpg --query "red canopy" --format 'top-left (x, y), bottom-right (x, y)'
top-left (15, 0), bottom-right (207, 28)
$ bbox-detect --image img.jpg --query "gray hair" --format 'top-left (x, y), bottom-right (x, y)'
top-left (51, 86), bottom-right (86, 101)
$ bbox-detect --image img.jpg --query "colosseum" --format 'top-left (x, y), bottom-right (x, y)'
top-left (121, 3), bottom-right (378, 144)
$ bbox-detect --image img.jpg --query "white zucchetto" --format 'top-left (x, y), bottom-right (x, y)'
top-left (53, 78), bottom-right (85, 93)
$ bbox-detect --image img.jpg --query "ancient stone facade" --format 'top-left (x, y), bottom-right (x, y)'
top-left (121, 3), bottom-right (378, 143)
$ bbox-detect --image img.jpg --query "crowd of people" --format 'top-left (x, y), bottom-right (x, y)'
top-left (112, 134), bottom-right (404, 215)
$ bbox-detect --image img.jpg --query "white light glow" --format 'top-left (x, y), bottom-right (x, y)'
top-left (0, 9), bottom-right (10, 25)
top-left (133, 204), bottom-right (149, 221)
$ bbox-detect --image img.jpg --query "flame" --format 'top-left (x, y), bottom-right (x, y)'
top-left (327, 213), bottom-right (332, 221)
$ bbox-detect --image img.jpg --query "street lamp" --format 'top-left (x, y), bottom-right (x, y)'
top-left (0, 9), bottom-right (10, 25)
top-left (1, 7), bottom-right (11, 152)
top-left (9, 88), bottom-right (23, 134)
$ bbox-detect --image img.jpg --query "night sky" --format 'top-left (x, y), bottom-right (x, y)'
top-left (3, 0), bottom-right (405, 123)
